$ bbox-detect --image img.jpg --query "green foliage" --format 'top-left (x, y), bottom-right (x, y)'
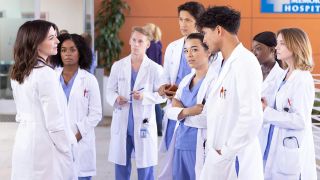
top-left (95, 0), bottom-right (129, 73)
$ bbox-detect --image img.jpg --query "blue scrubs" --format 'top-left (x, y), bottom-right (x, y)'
top-left (173, 77), bottom-right (203, 180)
top-left (165, 48), bottom-right (191, 149)
top-left (60, 70), bottom-right (78, 102)
top-left (115, 68), bottom-right (154, 180)
top-left (263, 80), bottom-right (287, 167)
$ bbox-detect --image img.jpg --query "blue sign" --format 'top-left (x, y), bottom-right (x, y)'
top-left (261, 0), bottom-right (320, 13)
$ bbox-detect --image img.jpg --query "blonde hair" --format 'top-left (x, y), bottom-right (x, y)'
top-left (144, 23), bottom-right (162, 42)
top-left (277, 28), bottom-right (313, 71)
top-left (131, 26), bottom-right (152, 41)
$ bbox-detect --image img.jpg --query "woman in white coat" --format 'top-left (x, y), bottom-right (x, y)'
top-left (158, 2), bottom-right (205, 179)
top-left (106, 26), bottom-right (165, 180)
top-left (198, 6), bottom-right (264, 180)
top-left (262, 28), bottom-right (317, 180)
top-left (166, 33), bottom-right (221, 180)
top-left (10, 20), bottom-right (73, 180)
top-left (52, 33), bottom-right (102, 180)
top-left (252, 31), bottom-right (285, 157)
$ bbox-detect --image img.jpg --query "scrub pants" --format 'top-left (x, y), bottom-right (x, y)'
top-left (172, 149), bottom-right (196, 180)
top-left (115, 134), bottom-right (154, 180)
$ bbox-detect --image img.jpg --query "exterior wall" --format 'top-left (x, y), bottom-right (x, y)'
top-left (95, 0), bottom-right (320, 73)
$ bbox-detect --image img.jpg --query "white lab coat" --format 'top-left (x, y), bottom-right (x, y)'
top-left (106, 55), bottom-right (165, 168)
top-left (56, 68), bottom-right (102, 177)
top-left (11, 62), bottom-right (74, 180)
top-left (159, 37), bottom-right (186, 153)
top-left (159, 53), bottom-right (222, 180)
top-left (200, 43), bottom-right (264, 180)
top-left (263, 69), bottom-right (317, 180)
top-left (258, 63), bottom-right (284, 155)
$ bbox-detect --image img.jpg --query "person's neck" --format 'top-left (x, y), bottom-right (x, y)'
top-left (195, 64), bottom-right (208, 79)
top-left (131, 54), bottom-right (143, 71)
top-left (285, 59), bottom-right (294, 80)
top-left (261, 60), bottom-right (276, 69)
top-left (220, 35), bottom-right (240, 62)
top-left (38, 55), bottom-right (48, 63)
top-left (62, 65), bottom-right (78, 83)
top-left (131, 54), bottom-right (144, 63)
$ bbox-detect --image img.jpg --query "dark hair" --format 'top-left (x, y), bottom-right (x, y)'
top-left (178, 1), bottom-right (205, 20)
top-left (11, 20), bottom-right (58, 84)
top-left (51, 33), bottom-right (92, 70)
top-left (253, 31), bottom-right (277, 47)
top-left (197, 6), bottom-right (241, 34)
top-left (186, 33), bottom-right (208, 50)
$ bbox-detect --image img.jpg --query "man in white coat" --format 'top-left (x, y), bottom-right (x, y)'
top-left (106, 26), bottom-right (165, 180)
top-left (157, 2), bottom-right (205, 179)
top-left (197, 6), bottom-right (264, 180)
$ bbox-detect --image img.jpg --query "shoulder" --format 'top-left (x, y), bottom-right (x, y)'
top-left (166, 37), bottom-right (184, 50)
top-left (112, 56), bottom-right (129, 68)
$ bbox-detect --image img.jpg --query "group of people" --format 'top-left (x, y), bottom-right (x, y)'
top-left (9, 1), bottom-right (317, 180)
top-left (107, 2), bottom-right (317, 180)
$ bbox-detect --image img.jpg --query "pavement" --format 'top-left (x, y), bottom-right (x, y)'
top-left (0, 117), bottom-right (164, 180)
top-left (2, 116), bottom-right (320, 179)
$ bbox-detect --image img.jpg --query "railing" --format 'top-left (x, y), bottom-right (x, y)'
top-left (312, 74), bottom-right (320, 170)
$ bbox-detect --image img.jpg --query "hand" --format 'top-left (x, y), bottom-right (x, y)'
top-left (164, 89), bottom-right (176, 99)
top-left (131, 91), bottom-right (143, 100)
top-left (75, 130), bottom-right (82, 142)
top-left (186, 104), bottom-right (204, 116)
top-left (261, 97), bottom-right (267, 111)
top-left (116, 96), bottom-right (128, 105)
top-left (158, 84), bottom-right (170, 96)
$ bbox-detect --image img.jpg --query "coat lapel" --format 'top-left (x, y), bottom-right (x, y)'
top-left (68, 68), bottom-right (82, 104)
top-left (134, 55), bottom-right (150, 90)
top-left (208, 44), bottom-right (243, 96)
top-left (122, 56), bottom-right (132, 98)
top-left (171, 37), bottom-right (185, 84)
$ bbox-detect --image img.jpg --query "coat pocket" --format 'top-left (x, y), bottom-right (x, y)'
top-left (111, 109), bottom-right (121, 134)
top-left (202, 148), bottom-right (236, 179)
top-left (277, 137), bottom-right (301, 175)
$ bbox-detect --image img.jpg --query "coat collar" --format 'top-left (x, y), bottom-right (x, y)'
top-left (123, 54), bottom-right (151, 91)
top-left (209, 43), bottom-right (243, 94)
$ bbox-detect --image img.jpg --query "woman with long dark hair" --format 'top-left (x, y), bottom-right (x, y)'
top-left (11, 20), bottom-right (73, 180)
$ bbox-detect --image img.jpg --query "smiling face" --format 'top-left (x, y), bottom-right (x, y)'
top-left (37, 26), bottom-right (59, 59)
top-left (60, 39), bottom-right (80, 67)
top-left (179, 10), bottom-right (197, 37)
top-left (275, 33), bottom-right (293, 64)
top-left (184, 38), bottom-right (210, 70)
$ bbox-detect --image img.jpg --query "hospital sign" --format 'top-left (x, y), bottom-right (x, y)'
top-left (261, 0), bottom-right (320, 13)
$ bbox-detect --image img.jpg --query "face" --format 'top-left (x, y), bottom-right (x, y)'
top-left (275, 33), bottom-right (293, 63)
top-left (179, 10), bottom-right (197, 36)
top-left (38, 26), bottom-right (59, 59)
top-left (252, 40), bottom-right (275, 64)
top-left (184, 38), bottom-right (210, 69)
top-left (60, 39), bottom-right (80, 67)
top-left (202, 27), bottom-right (220, 54)
top-left (129, 31), bottom-right (150, 56)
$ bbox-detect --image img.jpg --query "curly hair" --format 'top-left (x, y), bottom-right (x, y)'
top-left (51, 33), bottom-right (92, 70)
top-left (11, 20), bottom-right (58, 84)
top-left (197, 6), bottom-right (241, 34)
